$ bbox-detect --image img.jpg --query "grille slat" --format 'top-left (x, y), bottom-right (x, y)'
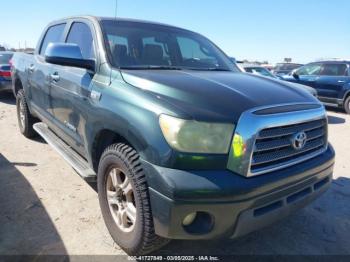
top-left (252, 138), bottom-right (325, 166)
top-left (254, 128), bottom-right (325, 153)
top-left (251, 118), bottom-right (327, 174)
top-left (258, 119), bottom-right (325, 139)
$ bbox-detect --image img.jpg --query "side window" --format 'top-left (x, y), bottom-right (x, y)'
top-left (66, 22), bottom-right (95, 60)
top-left (40, 24), bottom-right (66, 55)
top-left (296, 64), bottom-right (322, 76)
top-left (320, 64), bottom-right (348, 76)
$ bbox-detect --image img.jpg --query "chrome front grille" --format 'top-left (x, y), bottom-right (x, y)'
top-left (251, 119), bottom-right (327, 174)
top-left (226, 103), bottom-right (328, 177)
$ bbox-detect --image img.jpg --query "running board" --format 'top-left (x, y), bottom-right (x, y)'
top-left (33, 122), bottom-right (96, 182)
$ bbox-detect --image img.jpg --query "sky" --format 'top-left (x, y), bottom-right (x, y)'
top-left (1, 0), bottom-right (349, 64)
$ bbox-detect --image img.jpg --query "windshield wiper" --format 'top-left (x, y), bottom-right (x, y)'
top-left (119, 65), bottom-right (183, 70)
top-left (185, 67), bottom-right (231, 72)
top-left (204, 68), bottom-right (231, 71)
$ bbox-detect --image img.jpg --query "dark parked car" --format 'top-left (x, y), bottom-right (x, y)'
top-left (12, 16), bottom-right (335, 255)
top-left (274, 63), bottom-right (303, 76)
top-left (283, 61), bottom-right (350, 114)
top-left (0, 51), bottom-right (14, 92)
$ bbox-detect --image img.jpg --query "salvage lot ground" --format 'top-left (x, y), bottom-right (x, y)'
top-left (0, 91), bottom-right (349, 256)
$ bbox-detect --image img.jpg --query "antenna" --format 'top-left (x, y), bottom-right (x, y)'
top-left (114, 0), bottom-right (118, 20)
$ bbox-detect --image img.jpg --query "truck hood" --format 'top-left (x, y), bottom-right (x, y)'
top-left (121, 70), bottom-right (318, 122)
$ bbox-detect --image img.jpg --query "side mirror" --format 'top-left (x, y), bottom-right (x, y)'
top-left (45, 43), bottom-right (95, 71)
top-left (292, 71), bottom-right (299, 79)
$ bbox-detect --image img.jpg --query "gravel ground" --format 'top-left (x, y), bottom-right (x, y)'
top-left (0, 91), bottom-right (349, 256)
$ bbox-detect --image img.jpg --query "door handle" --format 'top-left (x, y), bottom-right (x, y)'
top-left (338, 80), bottom-right (346, 83)
top-left (50, 73), bottom-right (60, 82)
top-left (28, 64), bottom-right (35, 73)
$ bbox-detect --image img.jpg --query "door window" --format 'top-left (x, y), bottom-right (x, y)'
top-left (296, 64), bottom-right (322, 76)
top-left (66, 22), bottom-right (96, 60)
top-left (40, 24), bottom-right (66, 55)
top-left (320, 64), bottom-right (347, 76)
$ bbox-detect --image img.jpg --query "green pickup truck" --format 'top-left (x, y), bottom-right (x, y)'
top-left (11, 16), bottom-right (335, 255)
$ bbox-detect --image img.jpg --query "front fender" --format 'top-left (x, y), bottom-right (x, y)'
top-left (84, 81), bottom-right (175, 169)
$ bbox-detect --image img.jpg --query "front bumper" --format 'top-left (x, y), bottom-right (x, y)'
top-left (142, 145), bottom-right (335, 240)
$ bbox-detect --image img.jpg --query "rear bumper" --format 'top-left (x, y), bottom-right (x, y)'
top-left (0, 80), bottom-right (12, 91)
top-left (142, 145), bottom-right (335, 240)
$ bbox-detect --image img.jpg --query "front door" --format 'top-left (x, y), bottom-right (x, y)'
top-left (293, 63), bottom-right (322, 89)
top-left (50, 21), bottom-right (97, 157)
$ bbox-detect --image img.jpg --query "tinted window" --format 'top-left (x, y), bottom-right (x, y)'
top-left (66, 22), bottom-right (95, 59)
top-left (100, 20), bottom-right (239, 71)
top-left (320, 64), bottom-right (347, 76)
top-left (40, 24), bottom-right (66, 55)
top-left (0, 53), bottom-right (13, 64)
top-left (296, 64), bottom-right (322, 76)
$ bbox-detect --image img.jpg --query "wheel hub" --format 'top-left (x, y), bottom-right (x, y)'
top-left (106, 167), bottom-right (137, 233)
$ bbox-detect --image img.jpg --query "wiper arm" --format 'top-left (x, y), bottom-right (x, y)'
top-left (120, 65), bottom-right (183, 70)
top-left (185, 67), bottom-right (232, 72)
top-left (205, 68), bottom-right (231, 71)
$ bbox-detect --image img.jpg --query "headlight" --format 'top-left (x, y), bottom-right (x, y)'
top-left (159, 114), bottom-right (235, 154)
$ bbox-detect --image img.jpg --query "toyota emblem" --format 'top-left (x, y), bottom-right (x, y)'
top-left (291, 132), bottom-right (307, 150)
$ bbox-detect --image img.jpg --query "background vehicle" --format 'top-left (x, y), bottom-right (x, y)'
top-left (283, 60), bottom-right (350, 114)
top-left (243, 65), bottom-right (317, 97)
top-left (11, 16), bottom-right (335, 255)
top-left (244, 65), bottom-right (280, 79)
top-left (0, 51), bottom-right (14, 93)
top-left (273, 63), bottom-right (303, 76)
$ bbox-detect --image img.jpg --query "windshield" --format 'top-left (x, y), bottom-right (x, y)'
top-left (0, 53), bottom-right (13, 64)
top-left (100, 20), bottom-right (239, 71)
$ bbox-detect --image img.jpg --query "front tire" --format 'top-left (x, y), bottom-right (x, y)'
top-left (97, 143), bottom-right (169, 255)
top-left (344, 96), bottom-right (350, 114)
top-left (16, 89), bottom-right (37, 138)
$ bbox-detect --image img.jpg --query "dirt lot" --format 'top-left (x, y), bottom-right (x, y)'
top-left (0, 91), bottom-right (350, 256)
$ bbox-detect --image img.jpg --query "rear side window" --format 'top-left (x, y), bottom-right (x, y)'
top-left (320, 64), bottom-right (348, 76)
top-left (40, 24), bottom-right (66, 55)
top-left (66, 22), bottom-right (95, 60)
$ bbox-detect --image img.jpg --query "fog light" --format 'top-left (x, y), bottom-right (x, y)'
top-left (182, 212), bottom-right (197, 226)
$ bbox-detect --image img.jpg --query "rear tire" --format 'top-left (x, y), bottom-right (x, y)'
top-left (16, 89), bottom-right (37, 138)
top-left (97, 143), bottom-right (169, 255)
top-left (344, 96), bottom-right (350, 114)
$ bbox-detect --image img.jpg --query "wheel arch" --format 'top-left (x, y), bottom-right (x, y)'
top-left (89, 128), bottom-right (148, 173)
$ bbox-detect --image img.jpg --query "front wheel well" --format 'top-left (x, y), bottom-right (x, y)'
top-left (91, 130), bottom-right (131, 172)
top-left (14, 78), bottom-right (24, 96)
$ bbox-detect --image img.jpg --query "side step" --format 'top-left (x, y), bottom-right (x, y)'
top-left (33, 122), bottom-right (97, 182)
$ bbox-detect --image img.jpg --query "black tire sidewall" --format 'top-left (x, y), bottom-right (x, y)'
top-left (344, 96), bottom-right (350, 114)
top-left (16, 90), bottom-right (28, 134)
top-left (97, 151), bottom-right (144, 250)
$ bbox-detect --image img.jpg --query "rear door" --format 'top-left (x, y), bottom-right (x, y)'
top-left (28, 23), bottom-right (66, 120)
top-left (315, 63), bottom-right (350, 99)
top-left (50, 20), bottom-right (97, 157)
